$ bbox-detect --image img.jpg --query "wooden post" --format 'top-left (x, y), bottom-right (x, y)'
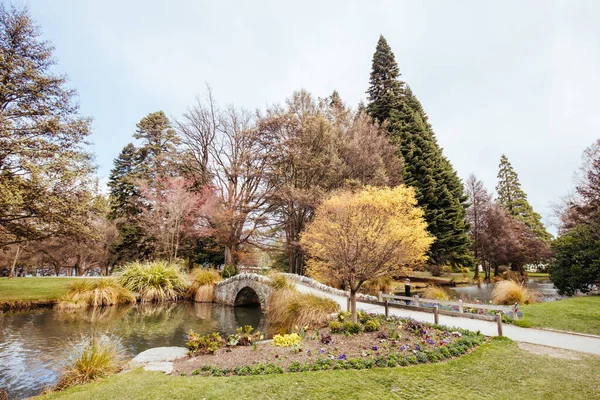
top-left (496, 313), bottom-right (503, 337)
top-left (433, 306), bottom-right (439, 325)
top-left (458, 299), bottom-right (463, 313)
top-left (413, 295), bottom-right (420, 307)
top-left (378, 291), bottom-right (383, 302)
top-left (385, 299), bottom-right (389, 317)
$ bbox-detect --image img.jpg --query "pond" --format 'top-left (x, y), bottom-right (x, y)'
top-left (0, 302), bottom-right (265, 399)
top-left (449, 277), bottom-right (563, 303)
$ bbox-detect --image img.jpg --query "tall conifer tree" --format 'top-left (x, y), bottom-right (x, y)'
top-left (366, 35), bottom-right (473, 267)
top-left (496, 154), bottom-right (550, 241)
top-left (366, 35), bottom-right (404, 124)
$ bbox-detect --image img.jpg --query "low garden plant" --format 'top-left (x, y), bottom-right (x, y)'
top-left (186, 331), bottom-right (225, 356)
top-left (176, 313), bottom-right (485, 377)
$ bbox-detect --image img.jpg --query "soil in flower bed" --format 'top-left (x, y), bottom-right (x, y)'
top-left (172, 315), bottom-right (484, 375)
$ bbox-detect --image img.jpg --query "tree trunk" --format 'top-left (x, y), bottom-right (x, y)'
top-left (473, 263), bottom-right (480, 280)
top-left (224, 246), bottom-right (235, 267)
top-left (8, 245), bottom-right (21, 279)
top-left (350, 290), bottom-right (357, 323)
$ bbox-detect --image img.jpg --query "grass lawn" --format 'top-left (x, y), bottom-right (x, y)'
top-left (41, 339), bottom-right (600, 400)
top-left (525, 272), bottom-right (550, 278)
top-left (515, 295), bottom-right (600, 336)
top-left (0, 277), bottom-right (95, 303)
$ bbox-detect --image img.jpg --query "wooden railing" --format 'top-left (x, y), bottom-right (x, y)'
top-left (378, 292), bottom-right (520, 320)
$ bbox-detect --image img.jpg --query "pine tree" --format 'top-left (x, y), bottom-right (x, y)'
top-left (134, 111), bottom-right (181, 180)
top-left (107, 143), bottom-right (151, 262)
top-left (366, 35), bottom-right (473, 267)
top-left (496, 154), bottom-right (550, 241)
top-left (366, 35), bottom-right (404, 124)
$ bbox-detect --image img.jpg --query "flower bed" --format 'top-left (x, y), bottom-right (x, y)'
top-left (173, 312), bottom-right (485, 376)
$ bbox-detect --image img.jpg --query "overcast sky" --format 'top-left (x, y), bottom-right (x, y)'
top-left (24, 0), bottom-right (600, 234)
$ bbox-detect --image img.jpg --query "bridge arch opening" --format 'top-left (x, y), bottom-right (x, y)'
top-left (234, 286), bottom-right (261, 308)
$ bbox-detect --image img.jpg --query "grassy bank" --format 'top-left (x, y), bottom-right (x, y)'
top-left (515, 295), bottom-right (600, 335)
top-left (41, 339), bottom-right (600, 400)
top-left (0, 277), bottom-right (95, 309)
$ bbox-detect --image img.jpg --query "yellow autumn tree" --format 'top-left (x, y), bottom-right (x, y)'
top-left (301, 186), bottom-right (433, 323)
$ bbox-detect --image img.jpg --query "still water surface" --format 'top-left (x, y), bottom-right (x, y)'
top-left (0, 302), bottom-right (264, 399)
top-left (449, 277), bottom-right (562, 303)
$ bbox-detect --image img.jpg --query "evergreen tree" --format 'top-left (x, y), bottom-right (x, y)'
top-left (496, 155), bottom-right (550, 241)
top-left (134, 111), bottom-right (181, 180)
top-left (366, 35), bottom-right (473, 267)
top-left (107, 143), bottom-right (151, 263)
top-left (366, 35), bottom-right (404, 124)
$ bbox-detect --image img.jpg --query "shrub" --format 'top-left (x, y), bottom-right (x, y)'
top-left (329, 321), bottom-right (343, 333)
top-left (54, 333), bottom-right (126, 391)
top-left (441, 266), bottom-right (453, 275)
top-left (116, 261), bottom-right (188, 302)
top-left (186, 331), bottom-right (224, 355)
top-left (492, 280), bottom-right (539, 305)
top-left (221, 265), bottom-right (237, 279)
top-left (187, 268), bottom-right (221, 302)
top-left (427, 265), bottom-right (442, 277)
top-left (267, 289), bottom-right (339, 335)
top-left (227, 325), bottom-right (262, 347)
top-left (422, 285), bottom-right (450, 301)
top-left (364, 319), bottom-right (381, 332)
top-left (342, 321), bottom-right (362, 335)
top-left (55, 279), bottom-right (135, 309)
top-left (272, 333), bottom-right (302, 347)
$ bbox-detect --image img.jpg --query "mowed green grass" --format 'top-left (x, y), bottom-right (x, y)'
top-left (0, 277), bottom-right (96, 303)
top-left (515, 295), bottom-right (600, 336)
top-left (41, 339), bottom-right (600, 400)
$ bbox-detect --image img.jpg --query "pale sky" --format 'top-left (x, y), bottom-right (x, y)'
top-left (22, 0), bottom-right (600, 234)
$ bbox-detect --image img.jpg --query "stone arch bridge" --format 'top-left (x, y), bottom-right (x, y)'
top-left (212, 273), bottom-right (377, 311)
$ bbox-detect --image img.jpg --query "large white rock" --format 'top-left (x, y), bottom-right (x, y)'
top-left (128, 346), bottom-right (187, 373)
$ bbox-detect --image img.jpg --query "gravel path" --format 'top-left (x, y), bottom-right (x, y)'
top-left (295, 283), bottom-right (600, 356)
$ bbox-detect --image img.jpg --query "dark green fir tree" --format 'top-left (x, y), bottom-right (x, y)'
top-left (496, 154), bottom-right (551, 241)
top-left (366, 35), bottom-right (473, 267)
top-left (107, 143), bottom-right (151, 263)
top-left (366, 35), bottom-right (404, 125)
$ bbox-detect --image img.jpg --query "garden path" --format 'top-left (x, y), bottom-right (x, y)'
top-left (295, 282), bottom-right (600, 356)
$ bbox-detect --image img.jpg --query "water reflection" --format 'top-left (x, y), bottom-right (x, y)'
top-left (449, 277), bottom-right (562, 303)
top-left (0, 302), bottom-right (264, 399)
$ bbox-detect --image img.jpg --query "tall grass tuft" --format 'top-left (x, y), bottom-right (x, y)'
top-left (422, 285), bottom-right (451, 301)
top-left (187, 268), bottom-right (222, 303)
top-left (360, 276), bottom-right (393, 295)
top-left (268, 273), bottom-right (296, 291)
top-left (116, 260), bottom-right (188, 302)
top-left (492, 280), bottom-right (539, 305)
top-left (267, 289), bottom-right (339, 335)
top-left (54, 333), bottom-right (126, 391)
top-left (55, 279), bottom-right (135, 310)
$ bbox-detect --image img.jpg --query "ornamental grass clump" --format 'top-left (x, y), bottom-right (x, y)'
top-left (55, 279), bottom-right (135, 310)
top-left (422, 285), bottom-right (450, 301)
top-left (492, 280), bottom-right (539, 305)
top-left (268, 273), bottom-right (295, 290)
top-left (187, 268), bottom-right (221, 303)
top-left (54, 333), bottom-right (126, 391)
top-left (267, 289), bottom-right (340, 335)
top-left (116, 260), bottom-right (188, 302)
